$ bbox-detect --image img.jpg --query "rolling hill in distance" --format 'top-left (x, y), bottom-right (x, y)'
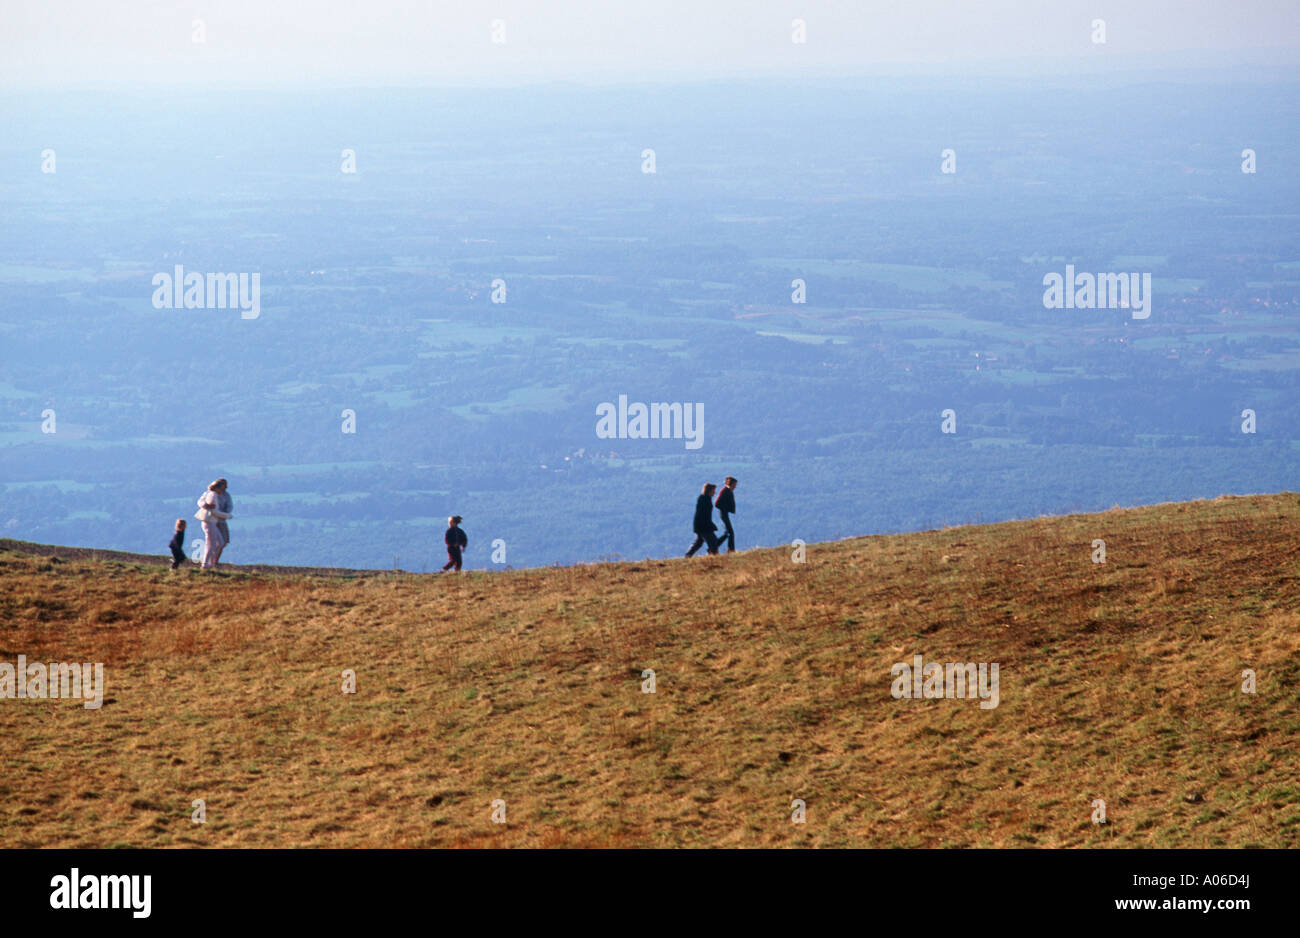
top-left (1, 492), bottom-right (1296, 848)
top-left (5, 0), bottom-right (1300, 922)
top-left (2, 74), bottom-right (1299, 569)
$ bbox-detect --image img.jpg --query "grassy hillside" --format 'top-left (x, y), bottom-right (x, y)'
top-left (1, 494), bottom-right (1297, 848)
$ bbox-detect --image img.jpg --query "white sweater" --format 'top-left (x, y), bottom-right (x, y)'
top-left (198, 493), bottom-right (232, 520)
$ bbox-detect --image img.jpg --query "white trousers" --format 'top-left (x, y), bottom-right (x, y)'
top-left (201, 519), bottom-right (226, 567)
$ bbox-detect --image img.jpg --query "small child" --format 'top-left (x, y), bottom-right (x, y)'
top-left (168, 519), bottom-right (188, 569)
top-left (442, 515), bottom-right (468, 572)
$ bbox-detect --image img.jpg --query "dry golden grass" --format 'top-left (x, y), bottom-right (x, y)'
top-left (1, 493), bottom-right (1297, 848)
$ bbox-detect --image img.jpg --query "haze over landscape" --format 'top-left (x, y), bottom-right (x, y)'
top-left (1, 0), bottom-right (1299, 891)
top-left (1, 3), bottom-right (1297, 571)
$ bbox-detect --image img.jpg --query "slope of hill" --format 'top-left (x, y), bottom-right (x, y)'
top-left (1, 494), bottom-right (1297, 848)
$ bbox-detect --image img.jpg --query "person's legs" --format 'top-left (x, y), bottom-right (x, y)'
top-left (720, 513), bottom-right (735, 552)
top-left (214, 521), bottom-right (230, 563)
top-left (705, 530), bottom-right (721, 555)
top-left (201, 521), bottom-right (222, 569)
top-left (453, 547), bottom-right (463, 572)
top-left (170, 545), bottom-right (186, 569)
top-left (442, 547), bottom-right (463, 571)
top-left (685, 534), bottom-right (705, 557)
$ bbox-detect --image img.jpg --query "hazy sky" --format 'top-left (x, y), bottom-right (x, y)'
top-left (3, 0), bottom-right (1300, 86)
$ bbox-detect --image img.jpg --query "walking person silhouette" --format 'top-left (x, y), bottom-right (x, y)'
top-left (715, 476), bottom-right (738, 552)
top-left (442, 515), bottom-right (468, 572)
top-left (685, 483), bottom-right (723, 557)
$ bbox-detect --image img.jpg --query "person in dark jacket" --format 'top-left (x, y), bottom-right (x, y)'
top-left (715, 476), bottom-right (738, 552)
top-left (442, 515), bottom-right (468, 572)
top-left (168, 519), bottom-right (188, 569)
top-left (685, 483), bottom-right (722, 557)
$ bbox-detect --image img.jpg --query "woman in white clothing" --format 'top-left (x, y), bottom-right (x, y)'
top-left (196, 479), bottom-right (232, 570)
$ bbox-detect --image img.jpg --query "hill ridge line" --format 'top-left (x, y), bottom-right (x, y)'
top-left (0, 491), bottom-right (1290, 577)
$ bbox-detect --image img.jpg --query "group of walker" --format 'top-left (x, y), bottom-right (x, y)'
top-left (685, 476), bottom-right (739, 557)
top-left (166, 478), bottom-right (233, 570)
top-left (165, 475), bottom-right (739, 572)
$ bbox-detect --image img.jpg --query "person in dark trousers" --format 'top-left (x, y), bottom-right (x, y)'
top-left (685, 483), bottom-right (722, 557)
top-left (442, 515), bottom-right (468, 572)
top-left (715, 476), bottom-right (738, 552)
top-left (168, 519), bottom-right (188, 569)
